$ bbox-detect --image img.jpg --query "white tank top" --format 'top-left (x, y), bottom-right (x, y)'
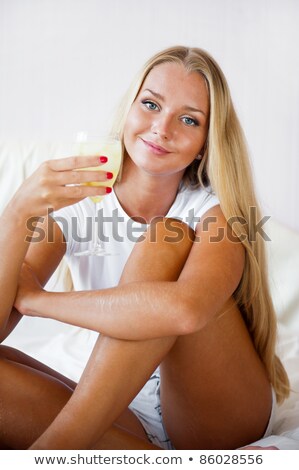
top-left (35, 186), bottom-right (220, 381)
top-left (52, 186), bottom-right (219, 291)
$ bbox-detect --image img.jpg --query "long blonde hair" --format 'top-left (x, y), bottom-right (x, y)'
top-left (112, 45), bottom-right (290, 403)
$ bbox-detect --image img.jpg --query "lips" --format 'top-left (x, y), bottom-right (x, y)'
top-left (140, 138), bottom-right (171, 155)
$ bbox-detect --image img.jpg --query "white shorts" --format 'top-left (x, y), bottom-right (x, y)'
top-left (129, 368), bottom-right (174, 450)
top-left (129, 368), bottom-right (276, 450)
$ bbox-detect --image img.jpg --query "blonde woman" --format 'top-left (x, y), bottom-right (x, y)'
top-left (0, 46), bottom-right (289, 450)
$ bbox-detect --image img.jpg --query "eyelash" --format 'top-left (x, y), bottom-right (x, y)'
top-left (141, 100), bottom-right (199, 127)
top-left (181, 116), bottom-right (199, 127)
top-left (142, 100), bottom-right (160, 112)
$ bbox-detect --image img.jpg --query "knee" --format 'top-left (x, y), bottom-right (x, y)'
top-left (0, 346), bottom-right (22, 378)
top-left (0, 348), bottom-right (14, 388)
top-left (0, 344), bottom-right (9, 359)
top-left (0, 344), bottom-right (21, 361)
top-left (147, 217), bottom-right (194, 241)
top-left (120, 218), bottom-right (195, 284)
top-left (143, 217), bottom-right (195, 254)
top-left (144, 218), bottom-right (195, 265)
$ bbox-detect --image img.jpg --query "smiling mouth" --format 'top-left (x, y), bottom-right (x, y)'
top-left (140, 138), bottom-right (171, 155)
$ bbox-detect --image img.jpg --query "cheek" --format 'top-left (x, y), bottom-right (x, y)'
top-left (124, 105), bottom-right (141, 134)
top-left (123, 108), bottom-right (141, 156)
top-left (179, 138), bottom-right (203, 161)
top-left (124, 102), bottom-right (153, 138)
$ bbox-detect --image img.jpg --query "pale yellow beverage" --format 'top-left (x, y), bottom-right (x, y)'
top-left (75, 138), bottom-right (122, 203)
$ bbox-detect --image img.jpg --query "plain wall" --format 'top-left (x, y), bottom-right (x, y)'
top-left (0, 0), bottom-right (298, 231)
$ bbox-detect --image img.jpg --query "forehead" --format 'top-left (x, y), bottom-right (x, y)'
top-left (140, 62), bottom-right (209, 113)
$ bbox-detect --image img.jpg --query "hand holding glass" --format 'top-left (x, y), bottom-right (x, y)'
top-left (73, 136), bottom-right (122, 256)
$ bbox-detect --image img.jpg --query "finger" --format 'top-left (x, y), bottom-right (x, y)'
top-left (46, 156), bottom-right (109, 172)
top-left (59, 184), bottom-right (112, 201)
top-left (56, 169), bottom-right (113, 186)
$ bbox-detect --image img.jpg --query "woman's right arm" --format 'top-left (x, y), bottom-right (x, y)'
top-left (0, 200), bottom-right (36, 339)
top-left (0, 155), bottom-right (110, 341)
top-left (0, 213), bottom-right (66, 341)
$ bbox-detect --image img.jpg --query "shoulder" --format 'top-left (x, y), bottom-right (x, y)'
top-left (171, 185), bottom-right (220, 229)
top-left (194, 204), bottom-right (245, 280)
top-left (195, 203), bottom-right (242, 245)
top-left (178, 187), bottom-right (219, 213)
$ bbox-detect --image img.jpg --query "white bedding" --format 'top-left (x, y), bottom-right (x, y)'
top-left (1, 141), bottom-right (299, 449)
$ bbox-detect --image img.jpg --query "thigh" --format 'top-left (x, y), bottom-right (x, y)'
top-left (0, 344), bottom-right (76, 389)
top-left (160, 299), bottom-right (272, 450)
top-left (0, 345), bottom-right (74, 449)
top-left (0, 345), bottom-right (149, 449)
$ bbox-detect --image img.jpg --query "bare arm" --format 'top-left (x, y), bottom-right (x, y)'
top-left (0, 155), bottom-right (110, 341)
top-left (0, 213), bottom-right (67, 342)
top-left (0, 203), bottom-right (33, 338)
top-left (27, 207), bottom-right (246, 450)
top-left (16, 206), bottom-right (245, 340)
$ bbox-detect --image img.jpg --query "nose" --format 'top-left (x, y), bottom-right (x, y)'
top-left (151, 113), bottom-right (173, 140)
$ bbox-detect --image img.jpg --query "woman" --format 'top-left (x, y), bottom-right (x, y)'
top-left (0, 46), bottom-right (289, 450)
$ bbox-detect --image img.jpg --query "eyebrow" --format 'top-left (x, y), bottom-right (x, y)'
top-left (143, 88), bottom-right (207, 117)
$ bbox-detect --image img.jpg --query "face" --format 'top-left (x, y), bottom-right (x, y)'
top-left (123, 62), bottom-right (209, 180)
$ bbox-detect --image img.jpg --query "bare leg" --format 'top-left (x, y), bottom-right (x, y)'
top-left (0, 346), bottom-right (73, 449)
top-left (160, 299), bottom-right (272, 449)
top-left (1, 218), bottom-right (271, 449)
top-left (28, 219), bottom-right (194, 449)
top-left (91, 218), bottom-right (271, 450)
top-left (0, 345), bottom-right (159, 449)
top-left (0, 219), bottom-right (193, 449)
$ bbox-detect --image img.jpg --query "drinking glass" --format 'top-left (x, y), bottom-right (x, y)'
top-left (73, 134), bottom-right (122, 256)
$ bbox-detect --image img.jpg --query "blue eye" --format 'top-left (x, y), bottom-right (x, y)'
top-left (142, 100), bottom-right (159, 111)
top-left (182, 116), bottom-right (199, 126)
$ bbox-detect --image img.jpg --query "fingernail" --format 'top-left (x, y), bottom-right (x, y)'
top-left (99, 156), bottom-right (108, 163)
top-left (106, 172), bottom-right (113, 180)
top-left (106, 187), bottom-right (112, 194)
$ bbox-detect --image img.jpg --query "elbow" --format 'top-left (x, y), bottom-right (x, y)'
top-left (175, 295), bottom-right (206, 336)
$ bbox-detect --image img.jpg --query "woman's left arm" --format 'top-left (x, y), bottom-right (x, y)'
top-left (15, 206), bottom-right (245, 340)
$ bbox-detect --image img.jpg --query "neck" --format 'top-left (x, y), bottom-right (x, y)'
top-left (114, 158), bottom-right (183, 224)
